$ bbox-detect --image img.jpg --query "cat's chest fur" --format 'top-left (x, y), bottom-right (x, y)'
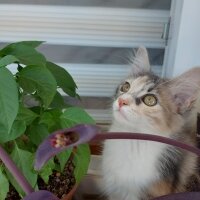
top-left (102, 125), bottom-right (167, 199)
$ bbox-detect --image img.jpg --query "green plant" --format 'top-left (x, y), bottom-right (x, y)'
top-left (2, 41), bottom-right (199, 200)
top-left (0, 41), bottom-right (95, 199)
top-left (1, 123), bottom-right (200, 200)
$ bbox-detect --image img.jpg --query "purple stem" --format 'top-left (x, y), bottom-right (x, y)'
top-left (93, 132), bottom-right (200, 156)
top-left (0, 145), bottom-right (34, 195)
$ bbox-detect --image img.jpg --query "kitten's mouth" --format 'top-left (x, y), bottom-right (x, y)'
top-left (116, 107), bottom-right (129, 120)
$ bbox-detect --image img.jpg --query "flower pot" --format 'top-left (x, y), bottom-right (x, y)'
top-left (62, 184), bottom-right (78, 200)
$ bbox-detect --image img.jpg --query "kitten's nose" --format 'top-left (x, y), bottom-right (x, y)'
top-left (118, 98), bottom-right (129, 108)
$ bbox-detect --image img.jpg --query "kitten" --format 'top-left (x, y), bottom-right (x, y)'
top-left (101, 47), bottom-right (200, 200)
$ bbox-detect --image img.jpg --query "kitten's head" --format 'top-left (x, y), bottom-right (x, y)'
top-left (112, 47), bottom-right (200, 137)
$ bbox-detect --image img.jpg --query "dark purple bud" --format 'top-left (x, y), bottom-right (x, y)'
top-left (35, 124), bottom-right (100, 170)
top-left (153, 192), bottom-right (200, 200)
top-left (23, 190), bottom-right (60, 200)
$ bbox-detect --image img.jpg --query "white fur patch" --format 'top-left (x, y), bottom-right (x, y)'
top-left (102, 121), bottom-right (166, 200)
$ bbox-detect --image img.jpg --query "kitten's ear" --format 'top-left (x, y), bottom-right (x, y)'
top-left (169, 67), bottom-right (200, 114)
top-left (131, 47), bottom-right (150, 75)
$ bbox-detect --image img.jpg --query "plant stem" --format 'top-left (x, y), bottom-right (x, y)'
top-left (93, 132), bottom-right (200, 156)
top-left (0, 145), bottom-right (34, 195)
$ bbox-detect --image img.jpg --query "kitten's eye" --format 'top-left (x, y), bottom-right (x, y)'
top-left (120, 82), bottom-right (130, 92)
top-left (142, 94), bottom-right (157, 106)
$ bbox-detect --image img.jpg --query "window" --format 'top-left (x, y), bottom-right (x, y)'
top-left (0, 0), bottom-right (171, 127)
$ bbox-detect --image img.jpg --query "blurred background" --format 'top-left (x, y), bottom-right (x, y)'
top-left (1, 0), bottom-right (200, 199)
top-left (0, 0), bottom-right (171, 129)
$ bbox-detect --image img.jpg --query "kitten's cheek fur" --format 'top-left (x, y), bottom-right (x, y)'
top-left (113, 101), bottom-right (133, 121)
top-left (114, 109), bottom-right (128, 122)
top-left (113, 100), bottom-right (120, 112)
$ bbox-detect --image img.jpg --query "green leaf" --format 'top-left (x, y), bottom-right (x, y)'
top-left (1, 120), bottom-right (26, 143)
top-left (6, 145), bottom-right (37, 196)
top-left (16, 105), bottom-right (38, 126)
top-left (0, 68), bottom-right (19, 139)
top-left (46, 62), bottom-right (77, 97)
top-left (15, 135), bottom-right (36, 153)
top-left (57, 149), bottom-right (72, 172)
top-left (39, 109), bottom-right (63, 132)
top-left (0, 43), bottom-right (46, 66)
top-left (60, 107), bottom-right (95, 128)
top-left (50, 91), bottom-right (69, 109)
top-left (10, 120), bottom-right (26, 140)
top-left (0, 167), bottom-right (9, 200)
top-left (27, 123), bottom-right (49, 146)
top-left (12, 41), bottom-right (44, 48)
top-left (73, 144), bottom-right (90, 183)
top-left (18, 65), bottom-right (57, 108)
top-left (29, 106), bottom-right (42, 115)
top-left (39, 158), bottom-right (55, 184)
top-left (0, 55), bottom-right (19, 68)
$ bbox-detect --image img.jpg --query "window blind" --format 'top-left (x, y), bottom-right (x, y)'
top-left (0, 4), bottom-right (170, 125)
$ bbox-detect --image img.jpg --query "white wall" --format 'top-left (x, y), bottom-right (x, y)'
top-left (164, 0), bottom-right (200, 77)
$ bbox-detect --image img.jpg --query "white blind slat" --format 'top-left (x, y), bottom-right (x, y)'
top-left (0, 4), bottom-right (169, 48)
